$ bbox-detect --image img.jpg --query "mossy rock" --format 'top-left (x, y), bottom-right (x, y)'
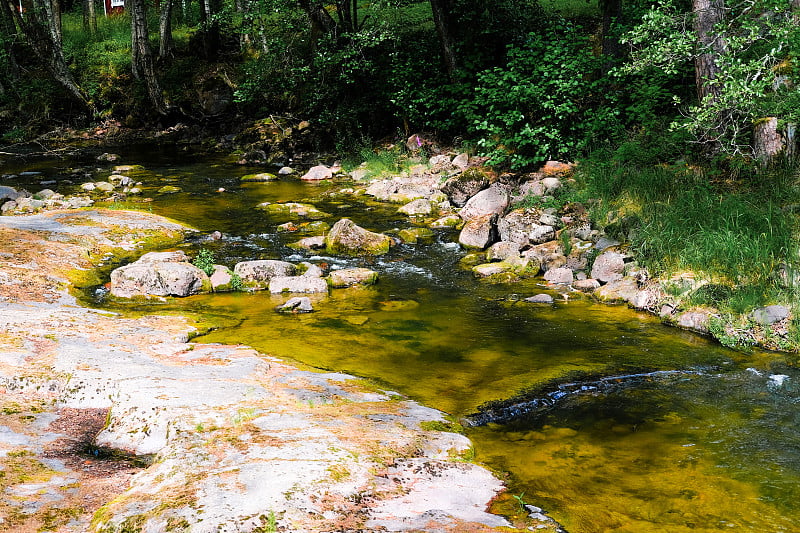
top-left (276, 220), bottom-right (330, 235)
top-left (324, 218), bottom-right (392, 256)
top-left (157, 186), bottom-right (182, 194)
top-left (459, 252), bottom-right (486, 269)
top-left (398, 228), bottom-right (436, 244)
top-left (258, 202), bottom-right (330, 220)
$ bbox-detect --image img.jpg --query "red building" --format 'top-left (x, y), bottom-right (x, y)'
top-left (104, 0), bottom-right (124, 15)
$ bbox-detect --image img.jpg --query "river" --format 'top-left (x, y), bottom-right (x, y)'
top-left (4, 146), bottom-right (800, 531)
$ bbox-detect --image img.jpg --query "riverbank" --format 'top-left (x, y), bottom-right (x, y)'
top-left (0, 209), bottom-right (556, 532)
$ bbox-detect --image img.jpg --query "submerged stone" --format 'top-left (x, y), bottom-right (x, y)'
top-left (241, 172), bottom-right (277, 182)
top-left (398, 227), bottom-right (435, 244)
top-left (276, 296), bottom-right (314, 313)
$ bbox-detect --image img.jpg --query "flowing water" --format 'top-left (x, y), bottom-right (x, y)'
top-left (4, 147), bottom-right (800, 531)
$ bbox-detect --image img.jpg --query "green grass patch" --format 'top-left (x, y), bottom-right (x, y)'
top-left (580, 159), bottom-right (800, 319)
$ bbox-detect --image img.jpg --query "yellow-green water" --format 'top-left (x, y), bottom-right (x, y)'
top-left (6, 147), bottom-right (800, 531)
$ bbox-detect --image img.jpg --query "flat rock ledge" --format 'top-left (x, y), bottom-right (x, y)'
top-left (0, 210), bottom-right (512, 533)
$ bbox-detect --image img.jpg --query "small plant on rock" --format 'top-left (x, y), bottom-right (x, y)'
top-left (193, 249), bottom-right (215, 276)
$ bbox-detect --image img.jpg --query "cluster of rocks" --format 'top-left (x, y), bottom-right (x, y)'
top-left (109, 250), bottom-right (379, 312)
top-left (0, 184), bottom-right (93, 214)
top-left (81, 163), bottom-right (144, 196)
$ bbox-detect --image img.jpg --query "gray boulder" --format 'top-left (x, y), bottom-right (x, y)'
top-left (458, 214), bottom-right (498, 250)
top-left (529, 224), bottom-right (556, 244)
top-left (751, 305), bottom-right (790, 325)
top-left (209, 265), bottom-right (233, 290)
top-left (591, 250), bottom-right (626, 283)
top-left (110, 258), bottom-right (210, 298)
top-left (441, 170), bottom-right (489, 207)
top-left (234, 260), bottom-right (297, 287)
top-left (573, 278), bottom-right (601, 293)
top-left (593, 277), bottom-right (640, 303)
top-left (497, 209), bottom-right (540, 245)
top-left (525, 294), bottom-right (554, 304)
top-left (325, 218), bottom-right (393, 256)
top-left (0, 185), bottom-right (20, 201)
top-left (675, 309), bottom-right (713, 334)
top-left (459, 185), bottom-right (508, 221)
top-left (543, 267), bottom-right (574, 284)
top-left (300, 165), bottom-right (333, 181)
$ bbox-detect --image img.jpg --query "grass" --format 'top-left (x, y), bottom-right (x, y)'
top-left (579, 158), bottom-right (800, 339)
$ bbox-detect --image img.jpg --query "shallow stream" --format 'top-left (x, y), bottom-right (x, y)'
top-left (5, 147), bottom-right (800, 531)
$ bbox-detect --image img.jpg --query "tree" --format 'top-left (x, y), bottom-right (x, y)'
top-left (8, 0), bottom-right (91, 112)
top-left (130, 0), bottom-right (168, 114)
top-left (621, 0), bottom-right (798, 157)
top-left (429, 0), bottom-right (457, 79)
top-left (159, 0), bottom-right (175, 59)
top-left (692, 0), bottom-right (725, 103)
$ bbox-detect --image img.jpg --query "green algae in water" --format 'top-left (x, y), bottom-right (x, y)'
top-left (44, 146), bottom-right (800, 531)
top-left (473, 368), bottom-right (800, 532)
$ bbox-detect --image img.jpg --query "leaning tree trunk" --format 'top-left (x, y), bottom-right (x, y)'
top-left (692, 0), bottom-right (725, 103)
top-left (159, 0), bottom-right (175, 60)
top-left (429, 0), bottom-right (457, 81)
top-left (11, 0), bottom-right (92, 113)
top-left (130, 0), bottom-right (168, 115)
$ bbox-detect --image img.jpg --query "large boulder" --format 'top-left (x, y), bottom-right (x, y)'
top-left (458, 214), bottom-right (498, 250)
top-left (459, 185), bottom-right (509, 221)
top-left (110, 254), bottom-right (210, 298)
top-left (441, 169), bottom-right (489, 207)
top-left (543, 267), bottom-right (574, 284)
top-left (325, 218), bottom-right (393, 256)
top-left (751, 305), bottom-right (790, 325)
top-left (591, 250), bottom-right (626, 283)
top-left (497, 209), bottom-right (540, 245)
top-left (523, 241), bottom-right (566, 272)
top-left (300, 165), bottom-right (333, 181)
top-left (234, 260), bottom-right (297, 289)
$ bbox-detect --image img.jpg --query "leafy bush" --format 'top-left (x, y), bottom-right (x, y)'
top-left (466, 20), bottom-right (622, 169)
top-left (193, 249), bottom-right (216, 276)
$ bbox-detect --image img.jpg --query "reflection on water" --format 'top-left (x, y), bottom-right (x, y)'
top-left (5, 147), bottom-right (799, 531)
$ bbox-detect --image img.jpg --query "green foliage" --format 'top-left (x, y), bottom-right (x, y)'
top-left (193, 249), bottom-right (216, 276)
top-left (621, 0), bottom-right (800, 156)
top-left (466, 20), bottom-right (622, 169)
top-left (229, 272), bottom-right (243, 291)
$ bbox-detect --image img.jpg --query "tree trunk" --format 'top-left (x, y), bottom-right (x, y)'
top-left (11, 0), bottom-right (91, 112)
top-left (199, 0), bottom-right (221, 58)
top-left (297, 0), bottom-right (336, 52)
top-left (692, 0), bottom-right (725, 103)
top-left (88, 0), bottom-right (96, 34)
top-left (599, 0), bottom-right (623, 59)
top-left (429, 0), bottom-right (457, 81)
top-left (130, 0), bottom-right (168, 114)
top-left (158, 0), bottom-right (174, 60)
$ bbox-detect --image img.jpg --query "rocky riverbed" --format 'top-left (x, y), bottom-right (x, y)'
top-left (0, 209), bottom-right (554, 532)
